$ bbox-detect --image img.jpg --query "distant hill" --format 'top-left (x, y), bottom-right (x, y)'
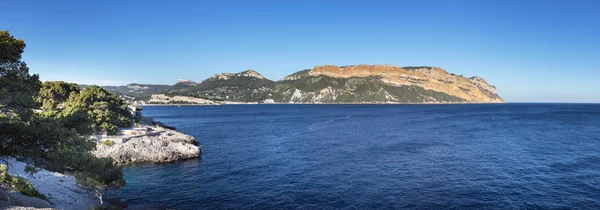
top-left (86, 65), bottom-right (504, 104)
top-left (163, 70), bottom-right (275, 102)
top-left (80, 83), bottom-right (170, 101)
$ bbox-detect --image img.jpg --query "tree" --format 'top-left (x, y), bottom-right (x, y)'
top-left (64, 85), bottom-right (132, 135)
top-left (0, 30), bottom-right (41, 117)
top-left (75, 156), bottom-right (125, 206)
top-left (38, 81), bottom-right (94, 135)
top-left (38, 81), bottom-right (80, 111)
top-left (0, 31), bottom-right (126, 205)
top-left (0, 30), bottom-right (42, 159)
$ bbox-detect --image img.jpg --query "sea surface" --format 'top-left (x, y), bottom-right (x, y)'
top-left (107, 104), bottom-right (600, 209)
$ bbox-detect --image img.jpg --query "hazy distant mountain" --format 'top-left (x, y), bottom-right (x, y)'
top-left (93, 65), bottom-right (504, 104)
top-left (81, 83), bottom-right (170, 101)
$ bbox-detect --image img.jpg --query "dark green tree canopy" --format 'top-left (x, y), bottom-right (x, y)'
top-left (0, 30), bottom-right (26, 64)
top-left (38, 81), bottom-right (80, 111)
top-left (0, 30), bottom-right (41, 117)
top-left (64, 85), bottom-right (132, 134)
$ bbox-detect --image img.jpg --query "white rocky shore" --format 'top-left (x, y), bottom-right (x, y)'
top-left (1, 117), bottom-right (200, 209)
top-left (93, 117), bottom-right (202, 164)
top-left (0, 158), bottom-right (98, 210)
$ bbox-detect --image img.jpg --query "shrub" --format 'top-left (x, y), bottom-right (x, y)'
top-left (102, 140), bottom-right (115, 147)
top-left (101, 123), bottom-right (119, 135)
top-left (9, 176), bottom-right (49, 201)
top-left (24, 164), bottom-right (41, 176)
top-left (0, 164), bottom-right (7, 181)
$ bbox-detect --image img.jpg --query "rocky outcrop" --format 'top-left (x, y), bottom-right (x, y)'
top-left (148, 94), bottom-right (219, 105)
top-left (208, 70), bottom-right (266, 80)
top-left (93, 128), bottom-right (201, 164)
top-left (176, 79), bottom-right (197, 85)
top-left (281, 69), bottom-right (311, 81)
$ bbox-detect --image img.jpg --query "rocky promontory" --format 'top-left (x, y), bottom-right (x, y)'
top-left (147, 94), bottom-right (219, 105)
top-left (93, 117), bottom-right (201, 164)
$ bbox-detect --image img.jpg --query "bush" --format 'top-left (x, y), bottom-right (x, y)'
top-left (101, 123), bottom-right (119, 135)
top-left (0, 164), bottom-right (7, 181)
top-left (9, 176), bottom-right (49, 201)
top-left (24, 164), bottom-right (41, 176)
top-left (102, 140), bottom-right (115, 147)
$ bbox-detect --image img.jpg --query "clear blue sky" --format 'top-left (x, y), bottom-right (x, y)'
top-left (2, 0), bottom-right (599, 102)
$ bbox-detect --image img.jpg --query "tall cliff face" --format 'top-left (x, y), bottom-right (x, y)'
top-left (272, 65), bottom-right (503, 103)
top-left (295, 65), bottom-right (504, 103)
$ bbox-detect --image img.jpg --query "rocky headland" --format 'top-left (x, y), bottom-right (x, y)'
top-left (93, 117), bottom-right (202, 164)
top-left (147, 94), bottom-right (219, 105)
top-left (305, 65), bottom-right (503, 103)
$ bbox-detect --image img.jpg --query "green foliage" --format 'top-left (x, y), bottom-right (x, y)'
top-left (64, 85), bottom-right (132, 134)
top-left (24, 164), bottom-right (40, 176)
top-left (0, 30), bottom-right (43, 158)
top-left (0, 31), bottom-right (126, 204)
top-left (38, 81), bottom-right (80, 111)
top-left (0, 164), bottom-right (49, 201)
top-left (10, 115), bottom-right (95, 167)
top-left (76, 157), bottom-right (125, 190)
top-left (95, 83), bottom-right (170, 102)
top-left (161, 72), bottom-right (275, 102)
top-left (102, 140), bottom-right (114, 147)
top-left (39, 82), bottom-right (133, 135)
top-left (8, 176), bottom-right (49, 201)
top-left (56, 108), bottom-right (94, 135)
top-left (272, 74), bottom-right (467, 103)
top-left (76, 157), bottom-right (125, 205)
top-left (0, 164), bottom-right (7, 180)
top-left (0, 31), bottom-right (41, 117)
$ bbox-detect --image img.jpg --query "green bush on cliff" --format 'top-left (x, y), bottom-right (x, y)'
top-left (102, 140), bottom-right (115, 147)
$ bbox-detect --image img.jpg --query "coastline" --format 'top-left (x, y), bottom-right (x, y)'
top-left (142, 101), bottom-right (506, 106)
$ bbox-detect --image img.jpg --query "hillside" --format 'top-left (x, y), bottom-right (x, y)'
top-left (273, 65), bottom-right (503, 103)
top-left (91, 65), bottom-right (504, 104)
top-left (81, 83), bottom-right (170, 101)
top-left (163, 70), bottom-right (275, 102)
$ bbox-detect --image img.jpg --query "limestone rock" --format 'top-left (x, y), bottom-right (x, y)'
top-left (93, 130), bottom-right (201, 164)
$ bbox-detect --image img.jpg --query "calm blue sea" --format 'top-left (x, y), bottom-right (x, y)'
top-left (107, 104), bottom-right (600, 209)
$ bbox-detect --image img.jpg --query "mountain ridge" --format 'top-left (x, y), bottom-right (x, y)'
top-left (92, 64), bottom-right (504, 104)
